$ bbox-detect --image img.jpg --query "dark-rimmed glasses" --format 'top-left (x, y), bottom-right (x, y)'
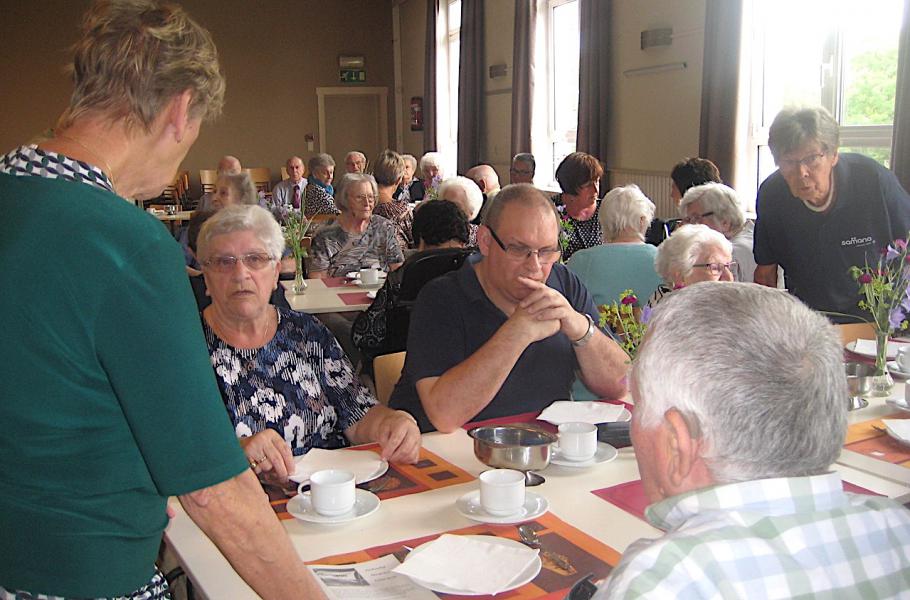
top-left (203, 252), bottom-right (275, 272)
top-left (693, 261), bottom-right (737, 276)
top-left (778, 152), bottom-right (827, 174)
top-left (487, 227), bottom-right (561, 264)
top-left (682, 211), bottom-right (715, 225)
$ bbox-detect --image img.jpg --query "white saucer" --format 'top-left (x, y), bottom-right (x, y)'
top-left (346, 271), bottom-right (387, 280)
top-left (356, 280), bottom-right (383, 289)
top-left (887, 361), bottom-right (910, 379)
top-left (886, 397), bottom-right (910, 414)
top-left (455, 490), bottom-right (548, 524)
top-left (366, 290), bottom-right (377, 299)
top-left (402, 535), bottom-right (541, 595)
top-left (550, 442), bottom-right (618, 468)
top-left (286, 488), bottom-right (380, 524)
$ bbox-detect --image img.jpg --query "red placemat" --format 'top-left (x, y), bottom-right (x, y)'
top-left (844, 413), bottom-right (910, 467)
top-left (322, 276), bottom-right (353, 288)
top-left (308, 512), bottom-right (622, 599)
top-left (268, 445), bottom-right (475, 521)
top-left (339, 291), bottom-right (373, 306)
top-left (592, 479), bottom-right (884, 522)
top-left (463, 400), bottom-right (634, 433)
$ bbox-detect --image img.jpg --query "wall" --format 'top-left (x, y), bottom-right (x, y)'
top-left (0, 0), bottom-right (396, 194)
top-left (397, 0), bottom-right (427, 157)
top-left (482, 0), bottom-right (516, 182)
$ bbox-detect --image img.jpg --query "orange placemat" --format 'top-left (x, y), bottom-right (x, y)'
top-left (308, 512), bottom-right (622, 599)
top-left (268, 445), bottom-right (475, 520)
top-left (844, 413), bottom-right (910, 468)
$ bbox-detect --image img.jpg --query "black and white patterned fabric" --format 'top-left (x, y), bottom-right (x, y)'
top-left (0, 569), bottom-right (170, 600)
top-left (1, 145), bottom-right (115, 194)
top-left (552, 194), bottom-right (602, 260)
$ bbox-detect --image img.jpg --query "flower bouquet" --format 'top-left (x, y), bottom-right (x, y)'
top-left (849, 238), bottom-right (910, 395)
top-left (598, 289), bottom-right (651, 360)
top-left (283, 209), bottom-right (313, 295)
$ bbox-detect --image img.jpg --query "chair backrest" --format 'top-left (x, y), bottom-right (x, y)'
top-left (281, 166), bottom-right (289, 180)
top-left (398, 248), bottom-right (473, 303)
top-left (837, 322), bottom-right (875, 346)
top-left (373, 352), bottom-right (406, 405)
top-left (199, 169), bottom-right (218, 195)
top-left (245, 167), bottom-right (272, 194)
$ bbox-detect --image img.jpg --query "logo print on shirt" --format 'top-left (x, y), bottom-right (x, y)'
top-left (841, 236), bottom-right (874, 247)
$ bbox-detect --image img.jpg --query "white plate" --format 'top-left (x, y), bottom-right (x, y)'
top-left (346, 271), bottom-right (387, 280)
top-left (847, 339), bottom-right (909, 361)
top-left (887, 361), bottom-right (910, 378)
top-left (886, 398), bottom-right (910, 413)
top-left (402, 535), bottom-right (541, 595)
top-left (550, 442), bottom-right (618, 468)
top-left (455, 490), bottom-right (549, 524)
top-left (289, 450), bottom-right (388, 485)
top-left (286, 488), bottom-right (380, 524)
top-left (355, 280), bottom-right (383, 289)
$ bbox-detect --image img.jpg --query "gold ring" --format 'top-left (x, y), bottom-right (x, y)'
top-left (249, 459), bottom-right (259, 468)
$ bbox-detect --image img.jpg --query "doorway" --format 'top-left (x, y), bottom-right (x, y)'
top-left (317, 87), bottom-right (389, 168)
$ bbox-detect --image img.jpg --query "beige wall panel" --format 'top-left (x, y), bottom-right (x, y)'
top-left (398, 0), bottom-right (428, 157)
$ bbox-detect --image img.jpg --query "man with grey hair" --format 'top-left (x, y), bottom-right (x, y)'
top-left (510, 153), bottom-right (536, 184)
top-left (596, 282), bottom-right (910, 599)
top-left (754, 106), bottom-right (910, 321)
top-left (389, 184), bottom-right (629, 432)
top-left (271, 155), bottom-right (307, 210)
top-left (344, 150), bottom-right (367, 173)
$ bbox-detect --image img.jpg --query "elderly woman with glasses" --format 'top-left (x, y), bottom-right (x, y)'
top-left (553, 152), bottom-right (605, 259)
top-left (649, 224), bottom-right (734, 306)
top-left (197, 205), bottom-right (420, 483)
top-left (679, 183), bottom-right (757, 282)
top-left (309, 173), bottom-right (405, 278)
top-left (754, 106), bottom-right (910, 321)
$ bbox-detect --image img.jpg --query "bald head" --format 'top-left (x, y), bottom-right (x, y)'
top-left (285, 156), bottom-right (305, 183)
top-left (217, 155), bottom-right (241, 175)
top-left (466, 164), bottom-right (501, 195)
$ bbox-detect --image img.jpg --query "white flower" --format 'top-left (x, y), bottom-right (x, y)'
top-left (235, 422), bottom-right (253, 439)
top-left (249, 387), bottom-right (287, 423)
top-left (284, 414), bottom-right (307, 449)
top-left (212, 348), bottom-right (242, 385)
top-left (324, 357), bottom-right (353, 389)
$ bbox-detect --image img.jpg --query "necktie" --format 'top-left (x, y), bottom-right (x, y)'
top-left (292, 184), bottom-right (301, 209)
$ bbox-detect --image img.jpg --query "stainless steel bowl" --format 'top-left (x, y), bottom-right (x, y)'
top-left (468, 425), bottom-right (558, 471)
top-left (845, 362), bottom-right (874, 410)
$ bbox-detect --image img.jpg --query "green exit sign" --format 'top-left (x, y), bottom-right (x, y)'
top-left (340, 69), bottom-right (365, 83)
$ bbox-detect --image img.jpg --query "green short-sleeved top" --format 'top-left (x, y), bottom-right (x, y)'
top-left (0, 148), bottom-right (248, 597)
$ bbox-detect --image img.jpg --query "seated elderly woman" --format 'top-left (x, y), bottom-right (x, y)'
top-left (309, 173), bottom-right (405, 278)
top-left (554, 152), bottom-right (605, 259)
top-left (419, 151), bottom-right (445, 194)
top-left (679, 182), bottom-right (756, 282)
top-left (437, 176), bottom-right (483, 246)
top-left (211, 171), bottom-right (258, 210)
top-left (372, 149), bottom-right (414, 251)
top-left (304, 153), bottom-right (340, 218)
top-left (396, 153), bottom-right (423, 202)
top-left (196, 204), bottom-right (421, 482)
top-left (649, 223), bottom-right (734, 306)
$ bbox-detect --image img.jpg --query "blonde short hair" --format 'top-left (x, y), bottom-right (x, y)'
top-left (60, 0), bottom-right (225, 130)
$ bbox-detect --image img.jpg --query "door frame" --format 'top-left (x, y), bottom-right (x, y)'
top-left (316, 86), bottom-right (389, 155)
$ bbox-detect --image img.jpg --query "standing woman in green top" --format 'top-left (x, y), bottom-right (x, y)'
top-left (0, 1), bottom-right (325, 599)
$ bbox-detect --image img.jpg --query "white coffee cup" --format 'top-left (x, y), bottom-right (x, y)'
top-left (303, 469), bottom-right (356, 516)
top-left (557, 422), bottom-right (598, 462)
top-left (897, 346), bottom-right (910, 372)
top-left (360, 267), bottom-right (380, 285)
top-left (479, 469), bottom-right (526, 516)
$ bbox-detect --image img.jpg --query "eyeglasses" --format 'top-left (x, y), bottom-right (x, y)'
top-left (693, 261), bottom-right (737, 276)
top-left (203, 252), bottom-right (275, 272)
top-left (778, 152), bottom-right (827, 174)
top-left (682, 211), bottom-right (715, 225)
top-left (352, 194), bottom-right (375, 203)
top-left (487, 227), bottom-right (561, 264)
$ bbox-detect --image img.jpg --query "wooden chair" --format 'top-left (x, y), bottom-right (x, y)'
top-left (199, 169), bottom-right (218, 195)
top-left (244, 167), bottom-right (272, 195)
top-left (373, 352), bottom-right (406, 406)
top-left (281, 166), bottom-right (289, 181)
top-left (837, 322), bottom-right (875, 346)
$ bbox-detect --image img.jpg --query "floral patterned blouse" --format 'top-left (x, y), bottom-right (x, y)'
top-left (304, 182), bottom-right (340, 218)
top-left (309, 215), bottom-right (405, 276)
top-left (553, 194), bottom-right (603, 260)
top-left (204, 307), bottom-right (376, 455)
top-left (373, 198), bottom-right (414, 251)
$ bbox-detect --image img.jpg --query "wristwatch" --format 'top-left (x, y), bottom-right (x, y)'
top-left (572, 313), bottom-right (596, 347)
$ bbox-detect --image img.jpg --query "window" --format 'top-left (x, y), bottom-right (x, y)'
top-left (743, 0), bottom-right (902, 202)
top-left (435, 0), bottom-right (460, 178)
top-left (532, 0), bottom-right (580, 189)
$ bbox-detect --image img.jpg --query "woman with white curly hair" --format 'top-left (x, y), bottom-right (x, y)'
top-left (679, 182), bottom-right (756, 282)
top-left (437, 175), bottom-right (484, 245)
top-left (197, 204), bottom-right (420, 485)
top-left (649, 223), bottom-right (734, 306)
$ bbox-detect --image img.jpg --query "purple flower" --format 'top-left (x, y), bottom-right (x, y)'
top-left (896, 239), bottom-right (908, 250)
top-left (890, 306), bottom-right (906, 330)
top-left (640, 306), bottom-right (653, 324)
top-left (621, 294), bottom-right (637, 305)
top-left (886, 245), bottom-right (901, 261)
top-left (858, 273), bottom-right (873, 284)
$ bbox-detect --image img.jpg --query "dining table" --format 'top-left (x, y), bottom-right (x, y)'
top-left (282, 276), bottom-right (377, 314)
top-left (163, 390), bottom-right (910, 600)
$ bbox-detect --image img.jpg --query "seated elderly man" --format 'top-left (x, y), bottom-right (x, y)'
top-left (465, 163), bottom-right (501, 223)
top-left (344, 150), bottom-right (367, 174)
top-left (437, 175), bottom-right (483, 246)
top-left (679, 183), bottom-right (756, 282)
top-left (389, 184), bottom-right (628, 432)
top-left (510, 153), bottom-right (536, 184)
top-left (596, 282), bottom-right (910, 598)
top-left (271, 155), bottom-right (307, 212)
top-left (649, 224), bottom-right (734, 306)
top-left (755, 106), bottom-right (910, 322)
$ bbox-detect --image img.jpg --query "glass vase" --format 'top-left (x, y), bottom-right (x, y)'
top-left (872, 328), bottom-right (894, 397)
top-left (292, 253), bottom-right (307, 295)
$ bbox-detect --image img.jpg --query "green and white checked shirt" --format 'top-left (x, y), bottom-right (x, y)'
top-left (597, 473), bottom-right (910, 599)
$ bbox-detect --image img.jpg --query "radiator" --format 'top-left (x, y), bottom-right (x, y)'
top-left (608, 168), bottom-right (676, 219)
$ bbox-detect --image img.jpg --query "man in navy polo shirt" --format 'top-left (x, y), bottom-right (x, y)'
top-left (388, 184), bottom-right (628, 432)
top-left (754, 107), bottom-right (910, 322)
